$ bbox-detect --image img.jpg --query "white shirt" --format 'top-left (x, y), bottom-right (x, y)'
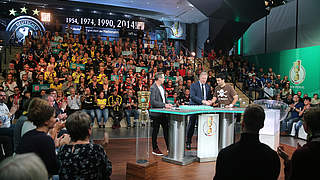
top-left (199, 81), bottom-right (207, 100)
top-left (157, 85), bottom-right (166, 103)
top-left (0, 103), bottom-right (11, 128)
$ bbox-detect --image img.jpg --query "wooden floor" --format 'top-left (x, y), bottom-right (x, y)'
top-left (104, 137), bottom-right (297, 180)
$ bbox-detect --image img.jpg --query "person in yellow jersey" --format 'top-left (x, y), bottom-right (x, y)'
top-left (108, 90), bottom-right (123, 129)
top-left (95, 91), bottom-right (109, 128)
top-left (72, 66), bottom-right (85, 84)
top-left (97, 67), bottom-right (107, 85)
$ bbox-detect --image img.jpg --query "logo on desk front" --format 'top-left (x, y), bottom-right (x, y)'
top-left (202, 116), bottom-right (217, 136)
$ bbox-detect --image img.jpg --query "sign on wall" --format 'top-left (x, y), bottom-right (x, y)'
top-left (247, 45), bottom-right (320, 96)
top-left (6, 15), bottom-right (45, 43)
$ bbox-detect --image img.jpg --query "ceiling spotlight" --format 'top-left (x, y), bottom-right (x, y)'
top-left (75, 9), bottom-right (81, 12)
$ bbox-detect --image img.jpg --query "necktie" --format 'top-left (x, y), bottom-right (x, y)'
top-left (202, 84), bottom-right (205, 99)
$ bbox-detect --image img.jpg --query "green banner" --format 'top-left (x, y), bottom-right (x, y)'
top-left (135, 67), bottom-right (149, 73)
top-left (122, 51), bottom-right (133, 56)
top-left (70, 63), bottom-right (85, 70)
top-left (32, 84), bottom-right (50, 92)
top-left (247, 45), bottom-right (320, 96)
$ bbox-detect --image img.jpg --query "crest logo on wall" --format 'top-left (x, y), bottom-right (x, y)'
top-left (6, 15), bottom-right (45, 43)
top-left (290, 60), bottom-right (306, 85)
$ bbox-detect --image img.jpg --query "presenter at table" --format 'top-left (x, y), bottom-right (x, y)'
top-left (150, 72), bottom-right (173, 156)
top-left (186, 71), bottom-right (212, 150)
top-left (211, 74), bottom-right (238, 107)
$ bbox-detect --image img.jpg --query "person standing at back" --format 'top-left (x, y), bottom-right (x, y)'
top-left (150, 72), bottom-right (173, 156)
top-left (213, 104), bottom-right (280, 180)
top-left (186, 72), bottom-right (212, 150)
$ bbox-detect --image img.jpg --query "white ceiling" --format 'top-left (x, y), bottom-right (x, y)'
top-left (70, 0), bottom-right (208, 23)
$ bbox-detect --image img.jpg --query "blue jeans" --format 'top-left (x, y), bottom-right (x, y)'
top-left (281, 116), bottom-right (299, 133)
top-left (294, 120), bottom-right (303, 136)
top-left (95, 108), bottom-right (109, 124)
top-left (82, 109), bottom-right (95, 124)
top-left (125, 109), bottom-right (139, 126)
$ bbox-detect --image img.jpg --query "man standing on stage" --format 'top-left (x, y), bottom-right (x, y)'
top-left (150, 72), bottom-right (173, 156)
top-left (186, 72), bottom-right (212, 150)
top-left (211, 74), bottom-right (238, 108)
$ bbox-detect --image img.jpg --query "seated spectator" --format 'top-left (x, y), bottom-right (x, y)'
top-left (0, 90), bottom-right (18, 128)
top-left (20, 64), bottom-right (33, 82)
top-left (177, 88), bottom-right (191, 106)
top-left (124, 89), bottom-right (139, 128)
top-left (95, 91), bottom-right (109, 128)
top-left (62, 75), bottom-right (77, 96)
top-left (248, 75), bottom-right (263, 99)
top-left (281, 83), bottom-right (292, 99)
top-left (284, 93), bottom-right (293, 105)
top-left (311, 93), bottom-right (320, 106)
top-left (81, 88), bottom-right (96, 125)
top-left (0, 153), bottom-right (48, 180)
top-left (281, 94), bottom-right (304, 135)
top-left (294, 97), bottom-right (311, 138)
top-left (58, 111), bottom-right (112, 180)
top-left (50, 77), bottom-right (63, 91)
top-left (67, 87), bottom-right (81, 115)
top-left (213, 104), bottom-right (280, 180)
top-left (16, 98), bottom-right (69, 176)
top-left (278, 107), bottom-right (320, 180)
top-left (2, 73), bottom-right (17, 97)
top-left (263, 82), bottom-right (274, 99)
top-left (108, 90), bottom-right (123, 129)
top-left (44, 65), bottom-right (56, 84)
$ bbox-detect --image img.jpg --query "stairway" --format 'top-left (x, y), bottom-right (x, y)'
top-left (225, 82), bottom-right (250, 108)
top-left (0, 45), bottom-right (22, 80)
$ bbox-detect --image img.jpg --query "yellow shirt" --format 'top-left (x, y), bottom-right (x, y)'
top-left (50, 83), bottom-right (62, 91)
top-left (72, 72), bottom-right (85, 84)
top-left (97, 73), bottom-right (107, 84)
top-left (97, 98), bottom-right (107, 109)
top-left (44, 71), bottom-right (57, 84)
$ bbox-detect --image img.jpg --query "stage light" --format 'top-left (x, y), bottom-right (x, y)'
top-left (41, 12), bottom-right (51, 22)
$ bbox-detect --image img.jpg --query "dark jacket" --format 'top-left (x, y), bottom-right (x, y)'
top-left (214, 133), bottom-right (280, 180)
top-left (190, 81), bottom-right (212, 105)
top-left (150, 83), bottom-right (168, 118)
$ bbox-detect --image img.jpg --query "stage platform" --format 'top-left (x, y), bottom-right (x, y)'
top-left (95, 127), bottom-right (306, 180)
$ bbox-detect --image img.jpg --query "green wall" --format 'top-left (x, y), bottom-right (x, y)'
top-left (247, 45), bottom-right (320, 96)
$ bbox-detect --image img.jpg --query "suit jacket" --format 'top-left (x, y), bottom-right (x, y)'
top-left (190, 81), bottom-right (212, 105)
top-left (150, 83), bottom-right (168, 118)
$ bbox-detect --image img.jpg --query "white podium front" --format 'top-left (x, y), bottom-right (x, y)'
top-left (259, 109), bottom-right (280, 150)
top-left (254, 100), bottom-right (289, 151)
top-left (197, 114), bottom-right (219, 162)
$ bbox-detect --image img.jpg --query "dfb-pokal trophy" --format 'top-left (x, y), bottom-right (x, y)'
top-left (126, 91), bottom-right (157, 180)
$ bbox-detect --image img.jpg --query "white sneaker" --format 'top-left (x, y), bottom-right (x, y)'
top-left (152, 149), bottom-right (164, 156)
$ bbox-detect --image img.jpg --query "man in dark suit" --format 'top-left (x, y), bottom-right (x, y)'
top-left (213, 104), bottom-right (280, 180)
top-left (150, 72), bottom-right (173, 156)
top-left (186, 72), bottom-right (212, 150)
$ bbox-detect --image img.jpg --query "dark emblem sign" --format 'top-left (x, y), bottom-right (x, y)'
top-left (6, 15), bottom-right (45, 43)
